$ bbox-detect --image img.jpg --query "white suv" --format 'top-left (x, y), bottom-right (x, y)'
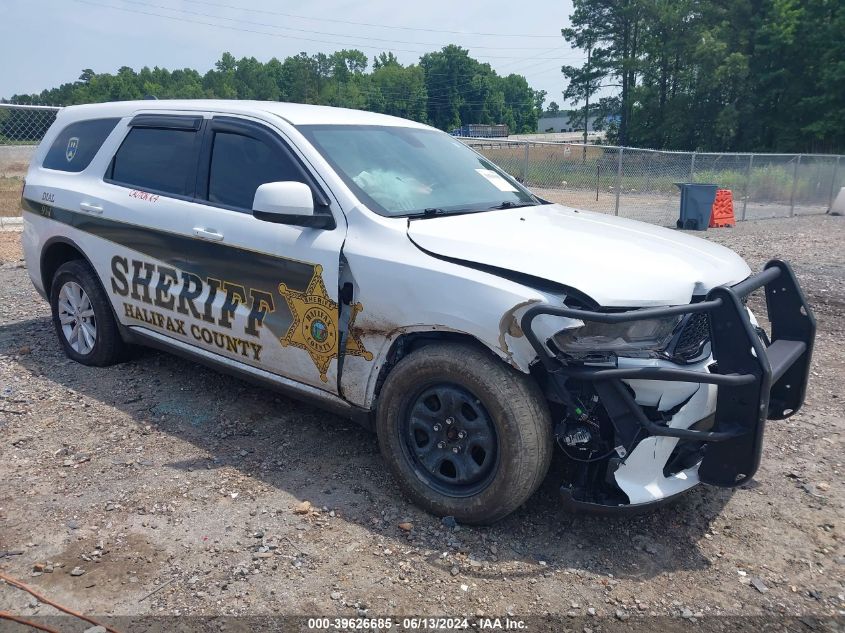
top-left (22, 100), bottom-right (816, 523)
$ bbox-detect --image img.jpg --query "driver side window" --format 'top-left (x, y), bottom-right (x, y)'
top-left (207, 131), bottom-right (306, 211)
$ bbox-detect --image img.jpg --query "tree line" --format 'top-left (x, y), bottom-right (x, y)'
top-left (562, 0), bottom-right (844, 153)
top-left (5, 46), bottom-right (545, 135)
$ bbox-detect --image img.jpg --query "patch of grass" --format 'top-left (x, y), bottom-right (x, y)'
top-left (1, 161), bottom-right (30, 178)
top-left (476, 148), bottom-right (840, 205)
top-left (0, 176), bottom-right (23, 217)
top-left (0, 138), bottom-right (39, 146)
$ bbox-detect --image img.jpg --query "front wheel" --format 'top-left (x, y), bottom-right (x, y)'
top-left (376, 343), bottom-right (552, 524)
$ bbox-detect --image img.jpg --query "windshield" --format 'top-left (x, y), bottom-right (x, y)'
top-left (298, 124), bottom-right (539, 217)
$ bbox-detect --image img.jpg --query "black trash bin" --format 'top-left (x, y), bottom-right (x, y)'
top-left (674, 183), bottom-right (718, 231)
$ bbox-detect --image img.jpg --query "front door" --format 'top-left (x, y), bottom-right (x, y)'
top-left (184, 115), bottom-right (347, 391)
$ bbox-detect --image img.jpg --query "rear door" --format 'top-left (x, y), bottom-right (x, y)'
top-left (91, 113), bottom-right (209, 343)
top-left (185, 114), bottom-right (347, 391)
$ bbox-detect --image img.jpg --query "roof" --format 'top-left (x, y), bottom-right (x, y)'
top-left (57, 99), bottom-right (432, 129)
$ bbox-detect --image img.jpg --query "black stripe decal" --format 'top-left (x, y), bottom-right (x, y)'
top-left (24, 198), bottom-right (319, 340)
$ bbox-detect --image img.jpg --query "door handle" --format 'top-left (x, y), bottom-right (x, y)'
top-left (193, 227), bottom-right (224, 242)
top-left (79, 202), bottom-right (103, 215)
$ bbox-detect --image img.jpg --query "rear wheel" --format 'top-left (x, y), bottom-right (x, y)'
top-left (50, 260), bottom-right (125, 366)
top-left (376, 343), bottom-right (552, 524)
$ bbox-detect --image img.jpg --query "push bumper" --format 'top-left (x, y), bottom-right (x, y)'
top-left (521, 259), bottom-right (816, 494)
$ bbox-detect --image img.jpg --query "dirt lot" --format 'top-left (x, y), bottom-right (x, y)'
top-left (0, 176), bottom-right (24, 218)
top-left (0, 146), bottom-right (30, 217)
top-left (0, 217), bottom-right (843, 629)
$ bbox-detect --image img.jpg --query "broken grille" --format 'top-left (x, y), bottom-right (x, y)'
top-left (670, 312), bottom-right (711, 362)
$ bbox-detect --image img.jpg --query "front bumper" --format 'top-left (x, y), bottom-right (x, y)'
top-left (521, 259), bottom-right (816, 506)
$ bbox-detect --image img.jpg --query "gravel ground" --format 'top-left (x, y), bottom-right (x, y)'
top-left (0, 216), bottom-right (843, 628)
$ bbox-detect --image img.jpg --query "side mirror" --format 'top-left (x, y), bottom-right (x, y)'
top-left (252, 181), bottom-right (334, 229)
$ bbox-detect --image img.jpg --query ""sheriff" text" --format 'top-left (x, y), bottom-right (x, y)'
top-left (110, 255), bottom-right (274, 337)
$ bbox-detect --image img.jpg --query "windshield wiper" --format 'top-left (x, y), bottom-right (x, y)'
top-left (489, 201), bottom-right (535, 210)
top-left (405, 207), bottom-right (473, 219)
top-left (404, 202), bottom-right (536, 219)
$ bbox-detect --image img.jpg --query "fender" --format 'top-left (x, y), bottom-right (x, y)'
top-left (340, 322), bottom-right (518, 410)
top-left (40, 235), bottom-right (97, 291)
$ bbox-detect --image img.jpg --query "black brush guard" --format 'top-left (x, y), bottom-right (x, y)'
top-left (521, 259), bottom-right (816, 488)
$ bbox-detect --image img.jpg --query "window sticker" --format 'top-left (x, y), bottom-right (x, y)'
top-left (475, 168), bottom-right (518, 192)
top-left (66, 137), bottom-right (79, 162)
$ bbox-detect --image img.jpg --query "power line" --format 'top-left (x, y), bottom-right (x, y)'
top-left (418, 53), bottom-right (571, 98)
top-left (72, 0), bottom-right (566, 61)
top-left (181, 0), bottom-right (563, 38)
top-left (118, 0), bottom-right (558, 51)
top-left (492, 42), bottom-right (575, 74)
top-left (69, 0), bottom-right (576, 105)
top-left (506, 58), bottom-right (570, 81)
top-left (60, 0), bottom-right (566, 109)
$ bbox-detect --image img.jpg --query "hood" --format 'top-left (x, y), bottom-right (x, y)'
top-left (407, 204), bottom-right (751, 307)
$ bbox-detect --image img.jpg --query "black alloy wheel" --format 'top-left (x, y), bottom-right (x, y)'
top-left (401, 383), bottom-right (499, 497)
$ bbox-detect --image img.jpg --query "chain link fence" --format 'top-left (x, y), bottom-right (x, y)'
top-left (0, 104), bottom-right (61, 217)
top-left (464, 138), bottom-right (843, 225)
top-left (0, 104), bottom-right (842, 225)
top-left (0, 104), bottom-right (59, 169)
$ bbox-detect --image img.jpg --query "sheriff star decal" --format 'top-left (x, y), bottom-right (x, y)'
top-left (278, 265), bottom-right (372, 382)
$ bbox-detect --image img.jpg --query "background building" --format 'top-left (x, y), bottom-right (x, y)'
top-left (536, 112), bottom-right (602, 133)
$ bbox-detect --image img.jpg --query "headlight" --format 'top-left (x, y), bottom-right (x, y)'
top-left (552, 315), bottom-right (682, 358)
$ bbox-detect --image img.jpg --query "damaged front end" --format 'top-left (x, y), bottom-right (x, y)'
top-left (522, 260), bottom-right (816, 512)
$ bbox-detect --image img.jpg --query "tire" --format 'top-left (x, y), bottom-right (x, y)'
top-left (50, 259), bottom-right (125, 367)
top-left (376, 342), bottom-right (553, 524)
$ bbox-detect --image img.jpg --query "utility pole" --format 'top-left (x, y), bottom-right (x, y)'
top-left (583, 37), bottom-right (593, 161)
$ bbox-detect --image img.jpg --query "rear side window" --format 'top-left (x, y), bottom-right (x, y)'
top-left (42, 118), bottom-right (120, 172)
top-left (208, 131), bottom-right (306, 210)
top-left (110, 127), bottom-right (198, 196)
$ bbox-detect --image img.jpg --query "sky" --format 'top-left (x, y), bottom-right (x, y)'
top-left (0, 0), bottom-right (584, 107)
